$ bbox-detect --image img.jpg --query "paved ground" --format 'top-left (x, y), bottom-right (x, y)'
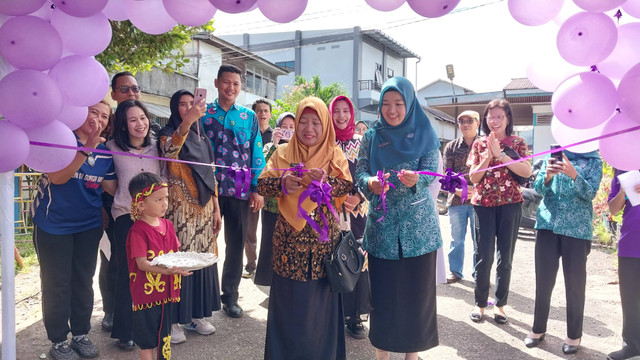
top-left (4, 214), bottom-right (626, 359)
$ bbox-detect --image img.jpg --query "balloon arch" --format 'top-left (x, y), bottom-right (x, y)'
top-left (1, 0), bottom-right (640, 356)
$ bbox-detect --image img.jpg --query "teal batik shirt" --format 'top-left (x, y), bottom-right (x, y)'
top-left (533, 155), bottom-right (603, 241)
top-left (355, 131), bottom-right (442, 260)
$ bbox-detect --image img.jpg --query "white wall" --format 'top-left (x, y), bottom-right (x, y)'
top-left (196, 41), bottom-right (222, 103)
top-left (533, 125), bottom-right (553, 161)
top-left (300, 39), bottom-right (354, 96)
top-left (360, 41), bottom-right (383, 85)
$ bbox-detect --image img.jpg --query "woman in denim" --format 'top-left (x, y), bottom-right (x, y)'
top-left (523, 150), bottom-right (602, 355)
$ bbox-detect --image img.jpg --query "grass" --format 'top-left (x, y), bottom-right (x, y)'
top-left (0, 233), bottom-right (39, 280)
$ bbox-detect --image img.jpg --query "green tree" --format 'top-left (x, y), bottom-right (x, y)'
top-left (96, 21), bottom-right (214, 74)
top-left (271, 75), bottom-right (348, 127)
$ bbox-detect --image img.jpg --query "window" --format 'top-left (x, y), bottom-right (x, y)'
top-left (387, 68), bottom-right (394, 79)
top-left (275, 61), bottom-right (295, 72)
top-left (246, 71), bottom-right (255, 93)
top-left (374, 63), bottom-right (383, 87)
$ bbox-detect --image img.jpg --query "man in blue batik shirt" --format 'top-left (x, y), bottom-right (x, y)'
top-left (201, 64), bottom-right (266, 318)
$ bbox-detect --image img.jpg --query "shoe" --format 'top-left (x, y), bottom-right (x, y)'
top-left (345, 323), bottom-right (367, 340)
top-left (607, 345), bottom-right (640, 360)
top-left (494, 314), bottom-right (508, 325)
top-left (562, 339), bottom-right (581, 355)
top-left (469, 310), bottom-right (484, 323)
top-left (242, 268), bottom-right (255, 278)
top-left (117, 339), bottom-right (135, 351)
top-left (170, 324), bottom-right (187, 344)
top-left (446, 272), bottom-right (461, 284)
top-left (101, 312), bottom-right (113, 331)
top-left (524, 333), bottom-right (545, 348)
top-left (223, 303), bottom-right (244, 318)
top-left (70, 335), bottom-right (99, 358)
top-left (184, 318), bottom-right (216, 335)
top-left (50, 341), bottom-right (79, 360)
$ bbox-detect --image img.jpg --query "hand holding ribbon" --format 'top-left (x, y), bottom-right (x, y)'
top-left (374, 170), bottom-right (395, 223)
top-left (227, 164), bottom-right (250, 198)
top-left (297, 180), bottom-right (338, 242)
top-left (280, 163), bottom-right (306, 195)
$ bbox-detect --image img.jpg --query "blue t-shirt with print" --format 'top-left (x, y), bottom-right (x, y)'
top-left (201, 99), bottom-right (265, 200)
top-left (31, 143), bottom-right (116, 235)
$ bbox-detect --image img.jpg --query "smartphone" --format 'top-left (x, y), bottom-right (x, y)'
top-left (193, 87), bottom-right (207, 105)
top-left (550, 144), bottom-right (562, 163)
top-left (281, 129), bottom-right (294, 140)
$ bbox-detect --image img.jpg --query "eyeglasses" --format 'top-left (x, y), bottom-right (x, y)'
top-left (487, 115), bottom-right (506, 122)
top-left (457, 119), bottom-right (475, 125)
top-left (118, 85), bottom-right (141, 94)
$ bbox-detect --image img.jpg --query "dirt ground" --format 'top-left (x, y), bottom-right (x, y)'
top-left (1, 215), bottom-right (627, 360)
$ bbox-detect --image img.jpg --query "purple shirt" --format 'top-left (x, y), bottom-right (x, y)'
top-left (608, 170), bottom-right (640, 258)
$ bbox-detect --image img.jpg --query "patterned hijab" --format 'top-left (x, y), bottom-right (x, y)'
top-left (260, 97), bottom-right (351, 231)
top-left (369, 77), bottom-right (440, 173)
top-left (329, 95), bottom-right (355, 142)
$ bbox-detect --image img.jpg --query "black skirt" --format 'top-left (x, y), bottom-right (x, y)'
top-left (254, 211), bottom-right (278, 286)
top-left (264, 273), bottom-right (346, 360)
top-left (172, 264), bottom-right (221, 324)
top-left (368, 251), bottom-right (439, 353)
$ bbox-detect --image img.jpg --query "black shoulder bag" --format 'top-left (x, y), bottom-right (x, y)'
top-left (502, 145), bottom-right (529, 186)
top-left (324, 205), bottom-right (364, 294)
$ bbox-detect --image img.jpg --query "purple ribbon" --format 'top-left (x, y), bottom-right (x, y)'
top-left (279, 163), bottom-right (306, 195)
top-left (227, 164), bottom-right (250, 198)
top-left (439, 168), bottom-right (468, 203)
top-left (375, 170), bottom-right (395, 223)
top-left (297, 180), bottom-right (338, 242)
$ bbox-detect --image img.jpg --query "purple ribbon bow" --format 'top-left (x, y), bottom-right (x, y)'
top-left (227, 164), bottom-right (250, 198)
top-left (439, 168), bottom-right (468, 203)
top-left (297, 180), bottom-right (338, 242)
top-left (375, 170), bottom-right (395, 223)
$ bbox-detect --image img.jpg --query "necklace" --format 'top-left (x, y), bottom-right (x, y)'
top-left (86, 154), bottom-right (96, 166)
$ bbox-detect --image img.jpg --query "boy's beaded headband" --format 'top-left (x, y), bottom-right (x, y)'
top-left (132, 182), bottom-right (168, 204)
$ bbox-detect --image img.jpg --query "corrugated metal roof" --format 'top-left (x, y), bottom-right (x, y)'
top-left (504, 78), bottom-right (537, 90)
top-left (362, 29), bottom-right (420, 59)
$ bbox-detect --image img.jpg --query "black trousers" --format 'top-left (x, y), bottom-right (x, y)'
top-left (473, 203), bottom-right (521, 307)
top-left (244, 209), bottom-right (259, 271)
top-left (33, 226), bottom-right (102, 343)
top-left (98, 206), bottom-right (116, 314)
top-left (254, 210), bottom-right (278, 286)
top-left (111, 215), bottom-right (134, 341)
top-left (619, 256), bottom-right (640, 352)
top-left (532, 230), bottom-right (591, 339)
top-left (219, 196), bottom-right (249, 305)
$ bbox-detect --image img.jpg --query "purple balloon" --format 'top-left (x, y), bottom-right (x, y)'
top-left (600, 112), bottom-right (640, 171)
top-left (163, 0), bottom-right (216, 26)
top-left (209, 0), bottom-right (257, 14)
top-left (48, 55), bottom-right (110, 107)
top-left (623, 0), bottom-right (640, 18)
top-left (57, 103), bottom-right (89, 130)
top-left (25, 120), bottom-right (77, 172)
top-left (556, 12), bottom-right (617, 66)
top-left (551, 115), bottom-right (609, 154)
top-left (0, 16), bottom-right (62, 71)
top-left (365, 0), bottom-right (405, 12)
top-left (0, 121), bottom-right (30, 172)
top-left (0, 70), bottom-right (62, 129)
top-left (508, 0), bottom-right (563, 26)
top-left (407, 0), bottom-right (460, 18)
top-left (51, 9), bottom-right (112, 56)
top-left (0, 0), bottom-right (45, 16)
top-left (527, 41), bottom-right (584, 92)
top-left (598, 23), bottom-right (640, 82)
top-left (258, 0), bottom-right (306, 23)
top-left (102, 0), bottom-right (128, 21)
top-left (124, 0), bottom-right (177, 35)
top-left (29, 1), bottom-right (54, 20)
top-left (552, 72), bottom-right (618, 129)
top-left (574, 0), bottom-right (626, 12)
top-left (617, 62), bottom-right (640, 124)
top-left (51, 0), bottom-right (107, 18)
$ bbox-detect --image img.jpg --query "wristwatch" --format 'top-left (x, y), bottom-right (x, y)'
top-left (498, 151), bottom-right (506, 161)
top-left (79, 150), bottom-right (92, 157)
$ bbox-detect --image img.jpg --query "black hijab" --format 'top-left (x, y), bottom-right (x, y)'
top-left (159, 89), bottom-right (216, 206)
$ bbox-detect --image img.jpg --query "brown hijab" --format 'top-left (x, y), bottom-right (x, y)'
top-left (260, 97), bottom-right (351, 231)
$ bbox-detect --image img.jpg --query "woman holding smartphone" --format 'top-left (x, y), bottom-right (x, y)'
top-left (524, 150), bottom-right (602, 355)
